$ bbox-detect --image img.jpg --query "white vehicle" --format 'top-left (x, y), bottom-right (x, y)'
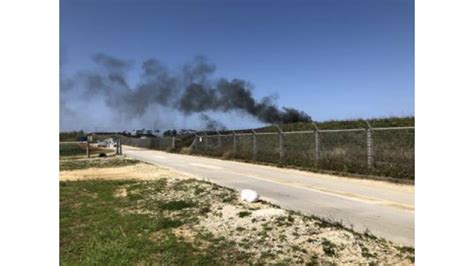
top-left (97, 138), bottom-right (116, 148)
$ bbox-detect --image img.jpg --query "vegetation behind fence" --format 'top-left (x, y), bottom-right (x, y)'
top-left (191, 126), bottom-right (414, 180)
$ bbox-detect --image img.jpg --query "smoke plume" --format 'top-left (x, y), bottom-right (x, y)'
top-left (200, 114), bottom-right (227, 131)
top-left (61, 54), bottom-right (312, 130)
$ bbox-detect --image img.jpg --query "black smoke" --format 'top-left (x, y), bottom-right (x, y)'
top-left (200, 114), bottom-right (227, 131)
top-left (61, 54), bottom-right (312, 129)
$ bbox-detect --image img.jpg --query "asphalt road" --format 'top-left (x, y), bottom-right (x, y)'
top-left (123, 145), bottom-right (414, 247)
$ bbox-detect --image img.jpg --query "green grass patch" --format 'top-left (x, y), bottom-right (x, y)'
top-left (60, 157), bottom-right (140, 171)
top-left (60, 179), bottom-right (251, 265)
top-left (60, 143), bottom-right (86, 157)
top-left (238, 211), bottom-right (252, 218)
top-left (160, 200), bottom-right (196, 211)
top-left (322, 238), bottom-right (338, 257)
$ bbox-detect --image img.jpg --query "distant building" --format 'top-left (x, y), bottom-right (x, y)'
top-left (132, 129), bottom-right (146, 136)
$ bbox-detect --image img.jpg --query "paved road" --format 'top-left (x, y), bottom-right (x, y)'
top-left (123, 145), bottom-right (414, 247)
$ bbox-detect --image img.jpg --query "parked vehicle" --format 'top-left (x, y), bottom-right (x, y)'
top-left (97, 138), bottom-right (116, 148)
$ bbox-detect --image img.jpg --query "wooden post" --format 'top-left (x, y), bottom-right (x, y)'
top-left (171, 137), bottom-right (176, 149)
top-left (204, 132), bottom-right (208, 151)
top-left (119, 138), bottom-right (122, 155)
top-left (252, 129), bottom-right (257, 161)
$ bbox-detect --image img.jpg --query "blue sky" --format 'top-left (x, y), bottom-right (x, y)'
top-left (61, 0), bottom-right (413, 131)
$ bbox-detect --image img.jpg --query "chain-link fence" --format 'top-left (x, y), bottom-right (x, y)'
top-left (93, 134), bottom-right (179, 152)
top-left (94, 124), bottom-right (414, 180)
top-left (191, 125), bottom-right (414, 180)
top-left (371, 127), bottom-right (414, 179)
top-left (120, 137), bottom-right (176, 150)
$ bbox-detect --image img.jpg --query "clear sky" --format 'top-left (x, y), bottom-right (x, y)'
top-left (60, 0), bottom-right (413, 131)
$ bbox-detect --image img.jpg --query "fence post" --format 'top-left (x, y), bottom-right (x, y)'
top-left (86, 136), bottom-right (90, 158)
top-left (251, 129), bottom-right (257, 161)
top-left (204, 132), bottom-right (208, 151)
top-left (191, 134), bottom-right (197, 150)
top-left (119, 138), bottom-right (122, 155)
top-left (216, 130), bottom-right (222, 152)
top-left (232, 130), bottom-right (237, 154)
top-left (171, 136), bottom-right (176, 149)
top-left (274, 125), bottom-right (284, 164)
top-left (312, 123), bottom-right (320, 164)
top-left (116, 138), bottom-right (121, 155)
top-left (365, 121), bottom-right (374, 169)
top-left (116, 138), bottom-right (120, 154)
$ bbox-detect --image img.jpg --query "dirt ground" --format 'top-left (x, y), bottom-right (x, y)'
top-left (60, 162), bottom-right (188, 181)
top-left (148, 178), bottom-right (414, 265)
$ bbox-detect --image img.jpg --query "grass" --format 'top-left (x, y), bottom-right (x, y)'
top-left (322, 238), bottom-right (338, 257)
top-left (60, 179), bottom-right (251, 265)
top-left (60, 131), bottom-right (86, 142)
top-left (159, 200), bottom-right (196, 211)
top-left (192, 127), bottom-right (414, 180)
top-left (60, 157), bottom-right (140, 171)
top-left (238, 211), bottom-right (252, 218)
top-left (60, 143), bottom-right (86, 157)
top-left (195, 117), bottom-right (414, 180)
